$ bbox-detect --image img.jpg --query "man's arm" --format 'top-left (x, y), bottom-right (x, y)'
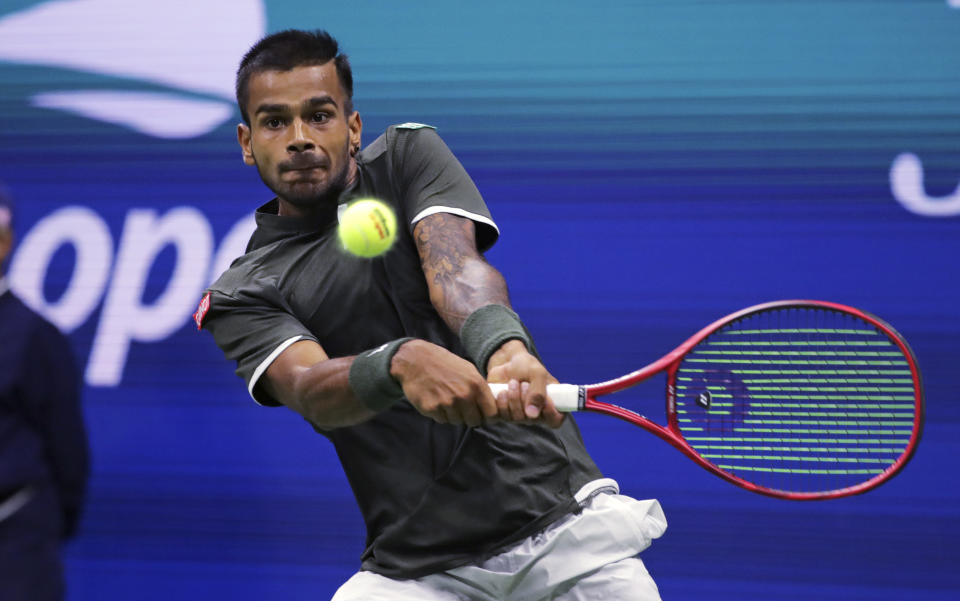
top-left (259, 340), bottom-right (368, 428)
top-left (413, 212), bottom-right (563, 427)
top-left (414, 211), bottom-right (510, 329)
top-left (261, 337), bottom-right (499, 430)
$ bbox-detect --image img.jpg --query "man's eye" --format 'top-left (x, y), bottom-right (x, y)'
top-left (265, 118), bottom-right (284, 128)
top-left (312, 112), bottom-right (330, 123)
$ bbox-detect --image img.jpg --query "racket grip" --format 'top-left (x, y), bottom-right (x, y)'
top-left (487, 383), bottom-right (584, 412)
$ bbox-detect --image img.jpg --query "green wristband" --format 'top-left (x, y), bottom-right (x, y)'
top-left (460, 304), bottom-right (535, 376)
top-left (349, 338), bottom-right (414, 412)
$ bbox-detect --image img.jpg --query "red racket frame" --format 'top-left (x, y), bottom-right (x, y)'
top-left (579, 300), bottom-right (925, 500)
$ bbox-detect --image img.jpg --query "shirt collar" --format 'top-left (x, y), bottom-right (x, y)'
top-left (250, 167), bottom-right (368, 248)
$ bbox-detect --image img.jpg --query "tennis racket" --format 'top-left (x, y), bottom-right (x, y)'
top-left (491, 300), bottom-right (924, 500)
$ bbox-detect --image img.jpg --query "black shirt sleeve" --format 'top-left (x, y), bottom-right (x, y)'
top-left (390, 125), bottom-right (500, 252)
top-left (201, 269), bottom-right (317, 406)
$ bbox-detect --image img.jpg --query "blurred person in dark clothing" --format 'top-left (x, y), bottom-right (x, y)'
top-left (0, 188), bottom-right (90, 601)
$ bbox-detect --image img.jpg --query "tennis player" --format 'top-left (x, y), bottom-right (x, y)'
top-left (197, 29), bottom-right (666, 600)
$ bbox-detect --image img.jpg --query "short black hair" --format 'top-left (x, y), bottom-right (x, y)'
top-left (235, 29), bottom-right (354, 124)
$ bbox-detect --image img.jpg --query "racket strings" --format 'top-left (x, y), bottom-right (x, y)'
top-left (674, 306), bottom-right (918, 495)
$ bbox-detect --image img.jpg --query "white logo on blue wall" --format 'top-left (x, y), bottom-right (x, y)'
top-left (890, 153), bottom-right (960, 218)
top-left (9, 207), bottom-right (256, 387)
top-left (0, 0), bottom-right (266, 139)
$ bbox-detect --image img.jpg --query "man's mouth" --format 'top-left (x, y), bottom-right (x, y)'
top-left (280, 156), bottom-right (328, 174)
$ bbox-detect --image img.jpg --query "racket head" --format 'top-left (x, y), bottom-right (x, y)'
top-left (587, 300), bottom-right (924, 500)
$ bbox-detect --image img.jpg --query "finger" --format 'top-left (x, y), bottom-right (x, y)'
top-left (538, 393), bottom-right (565, 428)
top-left (507, 379), bottom-right (526, 422)
top-left (488, 367), bottom-right (514, 420)
top-left (475, 382), bottom-right (499, 421)
top-left (487, 364), bottom-right (506, 384)
top-left (520, 381), bottom-right (539, 419)
top-left (495, 389), bottom-right (511, 420)
top-left (524, 371), bottom-right (549, 420)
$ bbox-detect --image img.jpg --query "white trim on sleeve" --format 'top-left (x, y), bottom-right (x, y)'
top-left (248, 335), bottom-right (304, 405)
top-left (410, 206), bottom-right (500, 235)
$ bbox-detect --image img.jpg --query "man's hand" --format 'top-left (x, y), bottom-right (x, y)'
top-left (411, 212), bottom-right (562, 428)
top-left (486, 339), bottom-right (564, 428)
top-left (390, 339), bottom-right (499, 427)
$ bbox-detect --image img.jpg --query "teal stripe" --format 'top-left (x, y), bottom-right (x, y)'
top-left (676, 409), bottom-right (914, 418)
top-left (745, 412), bottom-right (913, 419)
top-left (693, 444), bottom-right (903, 454)
top-left (678, 376), bottom-right (914, 384)
top-left (677, 402), bottom-right (915, 410)
top-left (705, 340), bottom-right (892, 347)
top-left (675, 393), bottom-right (915, 402)
top-left (692, 350), bottom-right (903, 357)
top-left (738, 378), bottom-right (912, 385)
top-left (680, 418), bottom-right (914, 426)
top-left (685, 358), bottom-right (907, 366)
top-left (703, 454), bottom-right (893, 464)
top-left (676, 384), bottom-right (915, 393)
top-left (740, 419), bottom-right (915, 426)
top-left (686, 436), bottom-right (910, 444)
top-left (717, 465), bottom-right (884, 475)
top-left (680, 368), bottom-right (912, 375)
top-left (727, 394), bottom-right (913, 401)
top-left (722, 329), bottom-right (876, 335)
top-left (727, 427), bottom-right (914, 435)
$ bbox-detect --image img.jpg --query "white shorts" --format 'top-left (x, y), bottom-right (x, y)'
top-left (332, 479), bottom-right (667, 601)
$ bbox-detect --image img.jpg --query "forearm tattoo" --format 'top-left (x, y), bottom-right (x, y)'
top-left (414, 213), bottom-right (510, 332)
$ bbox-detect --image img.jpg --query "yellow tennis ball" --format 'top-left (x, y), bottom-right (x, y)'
top-left (338, 198), bottom-right (398, 258)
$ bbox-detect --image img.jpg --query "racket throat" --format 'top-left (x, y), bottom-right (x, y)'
top-left (552, 384), bottom-right (586, 412)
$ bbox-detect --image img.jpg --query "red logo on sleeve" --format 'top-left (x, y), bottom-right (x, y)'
top-left (193, 292), bottom-right (211, 330)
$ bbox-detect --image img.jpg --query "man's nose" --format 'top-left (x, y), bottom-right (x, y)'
top-left (287, 119), bottom-right (314, 152)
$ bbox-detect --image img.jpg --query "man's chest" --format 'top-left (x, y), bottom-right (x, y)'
top-left (276, 234), bottom-right (429, 357)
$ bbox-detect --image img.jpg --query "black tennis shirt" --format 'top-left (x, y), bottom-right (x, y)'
top-left (201, 124), bottom-right (603, 578)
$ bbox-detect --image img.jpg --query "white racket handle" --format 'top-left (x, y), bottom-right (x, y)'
top-left (487, 383), bottom-right (584, 412)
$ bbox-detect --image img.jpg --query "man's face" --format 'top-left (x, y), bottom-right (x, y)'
top-left (238, 62), bottom-right (362, 214)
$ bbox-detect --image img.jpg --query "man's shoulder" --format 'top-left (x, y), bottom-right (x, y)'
top-left (0, 291), bottom-right (70, 350)
top-left (198, 250), bottom-right (281, 333)
top-left (391, 122), bottom-right (436, 132)
top-left (2, 290), bottom-right (43, 326)
top-left (361, 123), bottom-right (441, 160)
top-left (386, 122), bottom-right (440, 148)
top-left (206, 244), bottom-right (278, 298)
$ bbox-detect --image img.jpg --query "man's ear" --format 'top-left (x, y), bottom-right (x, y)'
top-left (238, 123), bottom-right (256, 166)
top-left (348, 111), bottom-right (363, 153)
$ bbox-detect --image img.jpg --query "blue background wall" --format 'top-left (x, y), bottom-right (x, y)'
top-left (1, 1), bottom-right (958, 599)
